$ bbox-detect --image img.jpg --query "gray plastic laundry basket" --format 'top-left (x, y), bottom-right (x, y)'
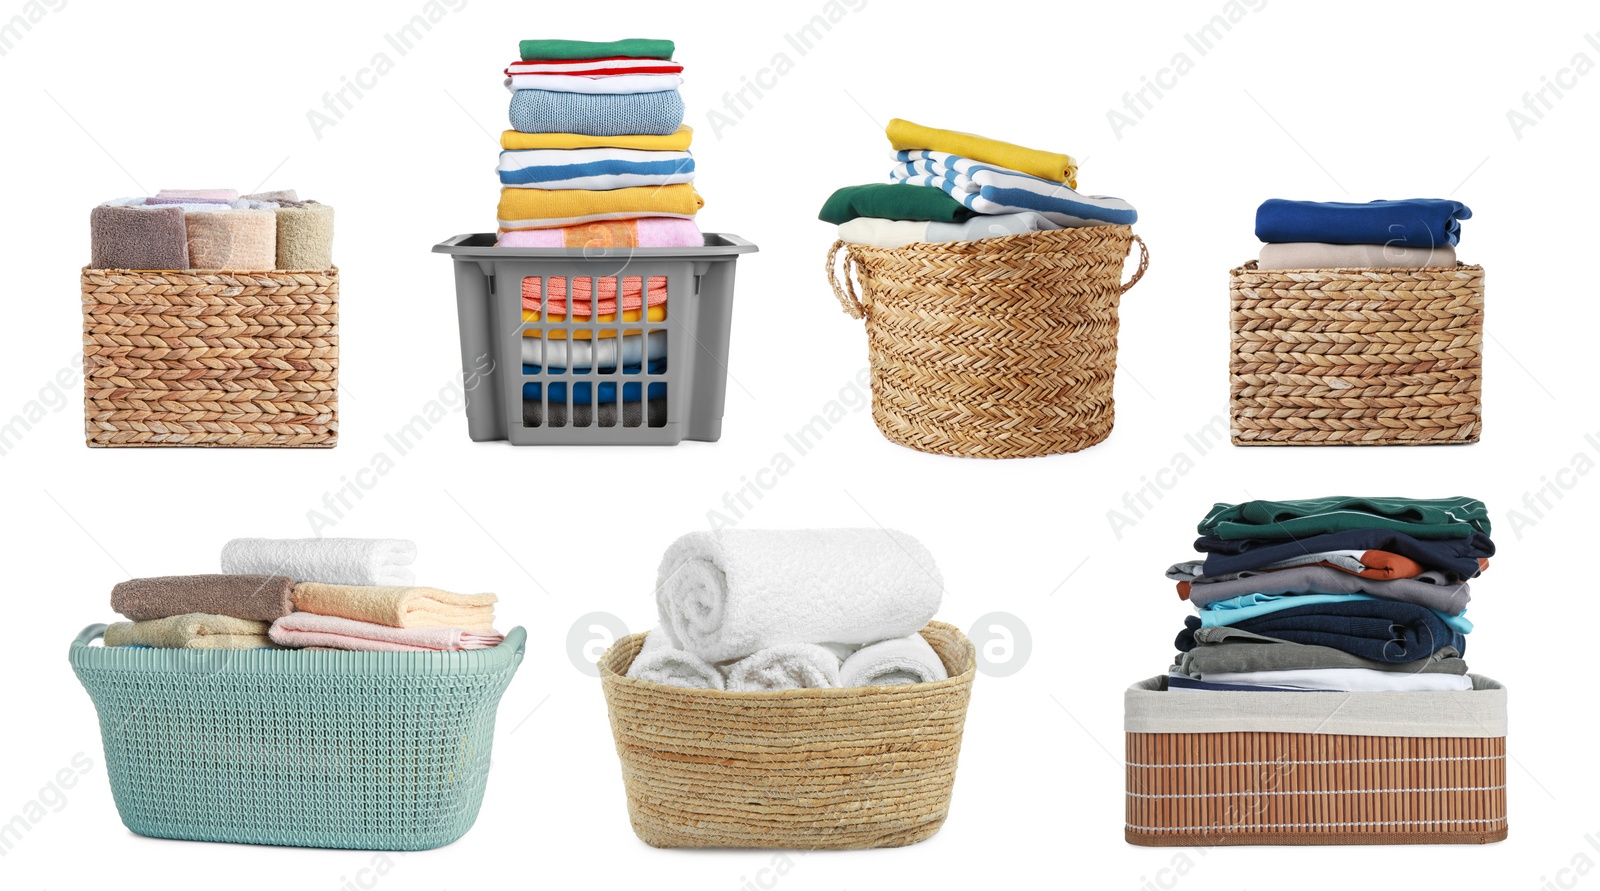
top-left (433, 234), bottom-right (757, 446)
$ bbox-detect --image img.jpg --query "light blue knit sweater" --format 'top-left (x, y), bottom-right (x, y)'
top-left (509, 89), bottom-right (685, 137)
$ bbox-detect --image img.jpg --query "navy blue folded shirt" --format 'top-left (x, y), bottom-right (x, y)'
top-left (1196, 528), bottom-right (1493, 583)
top-left (1255, 198), bottom-right (1472, 247)
top-left (1175, 599), bottom-right (1467, 664)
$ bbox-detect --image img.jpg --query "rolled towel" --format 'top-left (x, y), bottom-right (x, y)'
top-left (655, 529), bottom-right (944, 663)
top-left (625, 629), bottom-right (725, 690)
top-left (90, 204), bottom-right (189, 270)
top-left (267, 613), bottom-right (503, 652)
top-left (244, 189), bottom-right (301, 204)
top-left (185, 209), bottom-right (277, 270)
top-left (104, 613), bottom-right (273, 650)
top-left (221, 538), bottom-right (417, 587)
top-left (509, 89), bottom-right (686, 137)
top-left (840, 634), bottom-right (949, 687)
top-left (274, 203), bottom-right (334, 270)
top-left (724, 643), bottom-right (841, 692)
top-left (155, 188), bottom-right (240, 202)
top-left (291, 583), bottom-right (497, 632)
top-left (110, 574), bottom-right (295, 622)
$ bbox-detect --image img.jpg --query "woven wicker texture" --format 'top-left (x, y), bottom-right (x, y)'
top-left (599, 621), bottom-right (976, 849)
top-left (1125, 731), bottom-right (1507, 846)
top-left (1229, 262), bottom-right (1484, 446)
top-left (70, 625), bottom-right (524, 850)
top-left (826, 227), bottom-right (1147, 459)
top-left (82, 267), bottom-right (339, 447)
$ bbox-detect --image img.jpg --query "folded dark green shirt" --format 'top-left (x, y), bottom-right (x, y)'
top-left (519, 38), bottom-right (675, 62)
top-left (1198, 496), bottom-right (1491, 540)
top-left (819, 183), bottom-right (976, 226)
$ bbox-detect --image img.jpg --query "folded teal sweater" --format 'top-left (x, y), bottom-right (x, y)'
top-left (819, 183), bottom-right (975, 226)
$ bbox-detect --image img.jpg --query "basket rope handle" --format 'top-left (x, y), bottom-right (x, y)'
top-left (826, 240), bottom-right (865, 320)
top-left (1122, 234), bottom-right (1150, 294)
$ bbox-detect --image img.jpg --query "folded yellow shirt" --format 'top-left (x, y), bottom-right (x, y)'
top-left (500, 125), bottom-right (694, 152)
top-left (522, 304), bottom-right (667, 340)
top-left (886, 118), bottom-right (1078, 188)
top-left (498, 184), bottom-right (704, 230)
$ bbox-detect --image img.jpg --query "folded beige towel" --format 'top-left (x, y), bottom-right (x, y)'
top-left (1257, 242), bottom-right (1458, 270)
top-left (290, 583), bottom-right (498, 631)
top-left (104, 613), bottom-right (274, 649)
top-left (275, 203), bottom-right (334, 269)
top-left (186, 209), bottom-right (277, 270)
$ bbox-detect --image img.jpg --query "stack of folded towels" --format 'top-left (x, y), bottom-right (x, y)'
top-left (101, 538), bottom-right (503, 653)
top-left (821, 118), bottom-right (1137, 248)
top-left (496, 37), bottom-right (702, 248)
top-left (90, 188), bottom-right (334, 272)
top-left (628, 529), bottom-right (951, 691)
top-left (1164, 496), bottom-right (1492, 692)
top-left (1252, 198), bottom-right (1470, 269)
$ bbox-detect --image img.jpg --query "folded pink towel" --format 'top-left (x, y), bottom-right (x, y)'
top-left (154, 188), bottom-right (239, 202)
top-left (267, 612), bottom-right (504, 652)
top-left (496, 217), bottom-right (703, 248)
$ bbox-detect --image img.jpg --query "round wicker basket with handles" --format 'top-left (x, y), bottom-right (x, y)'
top-left (599, 621), bottom-right (977, 849)
top-left (827, 226), bottom-right (1148, 458)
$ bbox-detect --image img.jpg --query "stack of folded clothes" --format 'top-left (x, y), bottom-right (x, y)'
top-left (90, 188), bottom-right (334, 271)
top-left (628, 529), bottom-right (952, 691)
top-left (1164, 497), bottom-right (1492, 692)
top-left (98, 538), bottom-right (504, 653)
top-left (821, 118), bottom-right (1137, 248)
top-left (1253, 198), bottom-right (1470, 269)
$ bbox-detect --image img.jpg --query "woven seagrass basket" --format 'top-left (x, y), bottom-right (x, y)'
top-left (70, 624), bottom-right (524, 850)
top-left (599, 621), bottom-right (976, 849)
top-left (826, 227), bottom-right (1148, 458)
top-left (1124, 675), bottom-right (1508, 846)
top-left (1229, 262), bottom-right (1484, 446)
top-left (81, 267), bottom-right (339, 447)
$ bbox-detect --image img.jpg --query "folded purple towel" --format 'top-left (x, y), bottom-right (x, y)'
top-left (90, 204), bottom-right (189, 270)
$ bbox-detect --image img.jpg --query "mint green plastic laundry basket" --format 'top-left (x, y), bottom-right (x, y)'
top-left (69, 624), bottom-right (526, 850)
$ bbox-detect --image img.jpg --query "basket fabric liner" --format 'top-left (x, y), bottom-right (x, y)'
top-left (599, 621), bottom-right (976, 849)
top-left (70, 624), bottom-right (524, 850)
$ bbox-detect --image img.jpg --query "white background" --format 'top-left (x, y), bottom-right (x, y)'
top-left (1, 0), bottom-right (1596, 888)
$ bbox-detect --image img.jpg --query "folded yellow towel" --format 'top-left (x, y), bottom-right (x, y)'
top-left (498, 185), bottom-right (703, 231)
top-left (886, 118), bottom-right (1078, 188)
top-left (521, 304), bottom-right (667, 340)
top-left (104, 613), bottom-right (274, 650)
top-left (291, 583), bottom-right (499, 632)
top-left (500, 125), bottom-right (694, 152)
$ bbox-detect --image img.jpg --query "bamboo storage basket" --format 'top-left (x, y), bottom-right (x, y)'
top-left (826, 227), bottom-right (1148, 458)
top-left (599, 621), bottom-right (976, 849)
top-left (1124, 675), bottom-right (1508, 846)
top-left (70, 625), bottom-right (525, 850)
top-left (1229, 262), bottom-right (1484, 446)
top-left (82, 267), bottom-right (339, 447)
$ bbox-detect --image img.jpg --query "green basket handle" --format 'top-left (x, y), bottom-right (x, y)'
top-left (501, 626), bottom-right (527, 659)
top-left (73, 624), bottom-right (108, 648)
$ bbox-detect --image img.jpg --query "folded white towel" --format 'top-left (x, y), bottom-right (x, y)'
top-left (1195, 668), bottom-right (1475, 693)
top-left (838, 212), bottom-right (1063, 249)
top-left (505, 73), bottom-right (684, 94)
top-left (724, 643), bottom-right (841, 692)
top-left (655, 529), bottom-right (943, 663)
top-left (625, 629), bottom-right (725, 690)
top-left (221, 538), bottom-right (417, 587)
top-left (840, 634), bottom-right (949, 687)
top-left (520, 330), bottom-right (667, 370)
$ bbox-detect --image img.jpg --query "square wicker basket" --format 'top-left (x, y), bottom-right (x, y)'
top-left (81, 267), bottom-right (339, 447)
top-left (1229, 263), bottom-right (1483, 446)
top-left (1124, 675), bottom-right (1508, 846)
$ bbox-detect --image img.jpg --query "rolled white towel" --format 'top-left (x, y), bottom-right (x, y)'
top-left (626, 629), bottom-right (724, 690)
top-left (840, 634), bottom-right (949, 687)
top-left (221, 538), bottom-right (417, 587)
top-left (724, 643), bottom-right (841, 692)
top-left (655, 529), bottom-right (943, 663)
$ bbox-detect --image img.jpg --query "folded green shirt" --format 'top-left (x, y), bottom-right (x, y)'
top-left (819, 183), bottom-right (976, 226)
top-left (1199, 496), bottom-right (1491, 541)
top-left (519, 38), bottom-right (675, 62)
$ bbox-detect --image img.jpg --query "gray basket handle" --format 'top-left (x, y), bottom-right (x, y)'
top-left (73, 624), bottom-right (108, 648)
top-left (826, 240), bottom-right (865, 320)
top-left (1122, 234), bottom-right (1150, 294)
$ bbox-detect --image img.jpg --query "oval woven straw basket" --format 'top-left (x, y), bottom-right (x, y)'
top-left (81, 267), bottom-right (339, 448)
top-left (70, 624), bottom-right (525, 850)
top-left (826, 226), bottom-right (1147, 458)
top-left (1229, 261), bottom-right (1484, 445)
top-left (599, 621), bottom-right (976, 849)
